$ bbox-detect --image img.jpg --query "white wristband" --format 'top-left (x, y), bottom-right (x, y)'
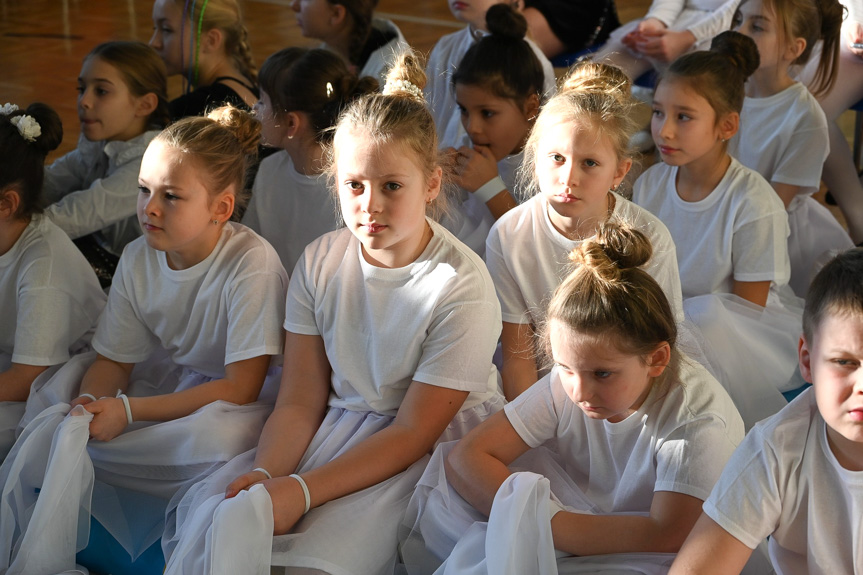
top-left (290, 473), bottom-right (311, 514)
top-left (472, 176), bottom-right (506, 204)
top-left (253, 467), bottom-right (272, 480)
top-left (117, 393), bottom-right (133, 425)
top-left (77, 393), bottom-right (97, 402)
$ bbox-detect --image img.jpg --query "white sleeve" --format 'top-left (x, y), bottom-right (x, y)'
top-left (283, 249), bottom-right (320, 336)
top-left (770, 125), bottom-right (828, 189)
top-left (42, 147), bottom-right (92, 205)
top-left (731, 212), bottom-right (790, 284)
top-left (504, 375), bottom-right (561, 448)
top-left (44, 152), bottom-right (142, 240)
top-left (686, 0), bottom-right (742, 43)
top-left (485, 225), bottom-right (531, 324)
top-left (13, 287), bottom-right (88, 366)
top-left (645, 0), bottom-right (687, 27)
top-left (225, 265), bottom-right (287, 365)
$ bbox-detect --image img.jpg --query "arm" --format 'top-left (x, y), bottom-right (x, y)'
top-left (0, 363), bottom-right (50, 402)
top-left (732, 280), bottom-right (770, 307)
top-left (669, 513), bottom-right (753, 575)
top-left (500, 321), bottom-right (539, 402)
top-left (455, 145), bottom-right (517, 220)
top-left (771, 182), bottom-right (799, 210)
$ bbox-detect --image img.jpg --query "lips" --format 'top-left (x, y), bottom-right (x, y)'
top-left (554, 193), bottom-right (579, 203)
top-left (363, 223), bottom-right (386, 233)
top-left (658, 146), bottom-right (678, 155)
top-left (849, 408), bottom-right (863, 422)
top-left (142, 222), bottom-right (162, 232)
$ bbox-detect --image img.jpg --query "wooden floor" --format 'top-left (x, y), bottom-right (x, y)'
top-left (0, 0), bottom-right (653, 160)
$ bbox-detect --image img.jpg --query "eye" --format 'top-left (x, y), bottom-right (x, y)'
top-left (549, 153), bottom-right (565, 163)
top-left (96, 88), bottom-right (109, 96)
top-left (76, 85), bottom-right (85, 95)
top-left (164, 192), bottom-right (180, 201)
top-left (651, 108), bottom-right (664, 118)
top-left (584, 159), bottom-right (599, 168)
top-left (137, 185), bottom-right (150, 195)
top-left (384, 182), bottom-right (401, 191)
top-left (731, 9), bottom-right (742, 28)
top-left (677, 113), bottom-right (691, 121)
top-left (833, 358), bottom-right (860, 368)
top-left (554, 362), bottom-right (573, 375)
top-left (594, 370), bottom-right (612, 379)
top-left (345, 180), bottom-right (364, 192)
top-left (457, 105), bottom-right (467, 116)
top-left (481, 109), bottom-right (495, 119)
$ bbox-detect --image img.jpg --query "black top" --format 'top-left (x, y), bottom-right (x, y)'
top-left (168, 76), bottom-right (259, 121)
top-left (355, 25), bottom-right (397, 70)
top-left (523, 0), bottom-right (620, 52)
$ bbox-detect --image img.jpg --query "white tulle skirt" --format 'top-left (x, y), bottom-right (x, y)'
top-left (400, 442), bottom-right (676, 575)
top-left (164, 395), bottom-right (505, 575)
top-left (787, 195), bottom-right (854, 297)
top-left (0, 351), bottom-right (279, 574)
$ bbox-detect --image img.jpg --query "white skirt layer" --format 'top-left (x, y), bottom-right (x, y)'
top-left (683, 293), bottom-right (800, 430)
top-left (164, 395), bottom-right (505, 575)
top-left (787, 195), bottom-right (854, 297)
top-left (0, 351), bottom-right (279, 570)
top-left (401, 442), bottom-right (675, 575)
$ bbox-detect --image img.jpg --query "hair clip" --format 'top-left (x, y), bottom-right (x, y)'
top-left (383, 79), bottom-right (422, 100)
top-left (0, 103), bottom-right (19, 116)
top-left (10, 115), bottom-right (41, 142)
top-left (326, 82), bottom-right (334, 98)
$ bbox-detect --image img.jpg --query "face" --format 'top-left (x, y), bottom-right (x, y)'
top-left (800, 312), bottom-right (863, 470)
top-left (549, 319), bottom-right (669, 423)
top-left (448, 0), bottom-right (505, 29)
top-left (254, 90), bottom-right (287, 148)
top-left (335, 129), bottom-right (441, 268)
top-left (137, 140), bottom-right (232, 269)
top-left (150, 0), bottom-right (189, 76)
top-left (651, 79), bottom-right (727, 167)
top-left (733, 0), bottom-right (785, 70)
top-left (455, 83), bottom-right (536, 162)
top-left (77, 56), bottom-right (150, 142)
top-left (290, 0), bottom-right (338, 40)
top-left (536, 119), bottom-right (630, 238)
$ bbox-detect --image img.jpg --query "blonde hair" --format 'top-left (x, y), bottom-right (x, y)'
top-left (520, 60), bottom-right (637, 197)
top-left (540, 218), bottom-right (678, 372)
top-left (154, 105), bottom-right (260, 217)
top-left (327, 50), bottom-right (451, 220)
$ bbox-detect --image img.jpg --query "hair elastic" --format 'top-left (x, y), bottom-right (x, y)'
top-left (116, 393), bottom-right (133, 425)
top-left (180, 0), bottom-right (192, 93)
top-left (193, 0), bottom-right (212, 87)
top-left (473, 176), bottom-right (506, 204)
top-left (77, 393), bottom-right (97, 403)
top-left (253, 467), bottom-right (272, 479)
top-left (289, 473), bottom-right (311, 514)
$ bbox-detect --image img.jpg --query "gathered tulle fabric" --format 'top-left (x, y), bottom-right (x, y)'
top-left (787, 195), bottom-right (854, 297)
top-left (165, 396), bottom-right (504, 575)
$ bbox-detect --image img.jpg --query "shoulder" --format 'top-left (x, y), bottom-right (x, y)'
top-left (218, 223), bottom-right (287, 276)
top-left (723, 159), bottom-right (785, 216)
top-left (255, 149), bottom-right (292, 181)
top-left (427, 221), bottom-right (498, 301)
top-left (613, 194), bottom-right (675, 244)
top-left (105, 130), bottom-right (160, 166)
top-left (747, 387), bottom-right (819, 459)
top-left (429, 27), bottom-right (471, 63)
top-left (492, 195), bottom-right (542, 237)
top-left (664, 357), bottom-right (745, 437)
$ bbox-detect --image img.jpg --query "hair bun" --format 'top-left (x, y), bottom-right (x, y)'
top-left (382, 49), bottom-right (427, 100)
top-left (207, 105), bottom-right (261, 156)
top-left (561, 60), bottom-right (631, 101)
top-left (16, 103), bottom-right (63, 156)
top-left (485, 3), bottom-right (528, 40)
top-left (568, 218), bottom-right (653, 282)
top-left (710, 30), bottom-right (760, 80)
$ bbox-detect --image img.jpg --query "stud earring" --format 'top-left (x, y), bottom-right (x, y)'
top-left (212, 219), bottom-right (220, 225)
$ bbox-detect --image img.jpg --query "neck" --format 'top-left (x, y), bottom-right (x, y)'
top-left (547, 192), bottom-right (613, 240)
top-left (0, 216), bottom-right (31, 257)
top-left (323, 24), bottom-right (354, 66)
top-left (746, 65), bottom-right (795, 98)
top-left (362, 220), bottom-right (432, 268)
top-left (287, 136), bottom-right (326, 176)
top-left (195, 56), bottom-right (244, 88)
top-left (826, 425), bottom-right (863, 472)
top-left (164, 226), bottom-right (223, 270)
top-left (676, 145), bottom-right (732, 202)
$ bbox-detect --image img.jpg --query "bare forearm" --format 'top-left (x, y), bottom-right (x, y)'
top-left (501, 355), bottom-right (539, 401)
top-left (0, 363), bottom-right (49, 402)
top-left (485, 190), bottom-right (518, 220)
top-left (79, 355), bottom-right (133, 399)
top-left (128, 376), bottom-right (260, 422)
top-left (253, 403), bottom-right (327, 478)
top-left (445, 446), bottom-right (513, 516)
top-left (551, 512), bottom-right (677, 556)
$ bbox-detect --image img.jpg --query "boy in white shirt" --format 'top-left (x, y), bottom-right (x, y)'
top-left (669, 247), bottom-right (863, 575)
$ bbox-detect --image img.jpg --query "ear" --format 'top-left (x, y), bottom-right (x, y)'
top-left (646, 342), bottom-right (671, 378)
top-left (523, 92), bottom-right (540, 122)
top-left (201, 27), bottom-right (223, 55)
top-left (786, 36), bottom-right (807, 62)
top-left (135, 92), bottom-right (159, 119)
top-left (426, 165), bottom-right (443, 203)
top-left (284, 111), bottom-right (302, 138)
top-left (329, 3), bottom-right (348, 27)
top-left (612, 157), bottom-right (633, 189)
top-left (0, 188), bottom-right (21, 219)
top-left (799, 335), bottom-right (813, 383)
top-left (717, 111), bottom-right (739, 142)
top-left (211, 189), bottom-right (236, 223)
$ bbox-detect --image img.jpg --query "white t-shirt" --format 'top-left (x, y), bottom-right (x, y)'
top-left (358, 18), bottom-right (410, 87)
top-left (44, 130), bottom-right (159, 256)
top-left (425, 26), bottom-right (557, 149)
top-left (0, 215), bottom-right (106, 365)
top-left (704, 388), bottom-right (863, 574)
top-left (633, 158), bottom-right (790, 298)
top-left (729, 82), bottom-right (828, 199)
top-left (486, 192), bottom-right (685, 325)
top-left (284, 220), bottom-right (501, 415)
top-left (92, 223), bottom-right (288, 377)
top-left (505, 358), bottom-right (744, 512)
top-left (243, 150), bottom-right (337, 275)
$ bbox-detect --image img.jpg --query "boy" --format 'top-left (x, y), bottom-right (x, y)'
top-left (670, 248), bottom-right (863, 574)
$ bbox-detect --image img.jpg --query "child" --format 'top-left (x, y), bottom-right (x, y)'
top-left (0, 102), bottom-right (106, 459)
top-left (43, 41), bottom-right (169, 284)
top-left (670, 247), bottom-right (863, 574)
top-left (487, 60), bottom-right (683, 400)
top-left (150, 0), bottom-right (259, 120)
top-left (402, 220), bottom-right (744, 573)
top-left (427, 0), bottom-right (556, 150)
top-left (0, 106), bottom-right (288, 572)
top-left (439, 3), bottom-right (545, 255)
top-left (161, 51), bottom-right (505, 575)
top-left (289, 0), bottom-right (410, 86)
top-left (244, 47), bottom-right (378, 273)
top-left (633, 31), bottom-right (797, 428)
top-left (730, 0), bottom-right (851, 295)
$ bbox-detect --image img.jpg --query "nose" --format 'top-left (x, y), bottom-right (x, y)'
top-left (569, 373), bottom-right (592, 403)
top-left (654, 115), bottom-right (672, 141)
top-left (360, 187), bottom-right (381, 214)
top-left (149, 28), bottom-right (161, 49)
top-left (560, 160), bottom-right (578, 189)
top-left (78, 88), bottom-right (93, 110)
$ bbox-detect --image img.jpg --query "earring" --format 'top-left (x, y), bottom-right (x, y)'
top-left (212, 219), bottom-right (220, 225)
top-left (287, 134), bottom-right (294, 140)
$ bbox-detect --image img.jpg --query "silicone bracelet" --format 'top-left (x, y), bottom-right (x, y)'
top-left (473, 176), bottom-right (506, 204)
top-left (117, 393), bottom-right (133, 425)
top-left (253, 467), bottom-right (272, 480)
top-left (77, 393), bottom-right (97, 402)
top-left (290, 473), bottom-right (311, 514)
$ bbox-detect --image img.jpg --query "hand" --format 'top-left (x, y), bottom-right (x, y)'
top-left (847, 21), bottom-right (863, 58)
top-left (454, 145), bottom-right (500, 195)
top-left (634, 29), bottom-right (696, 62)
top-left (263, 475), bottom-right (308, 535)
top-left (70, 394), bottom-right (95, 408)
top-left (637, 17), bottom-right (667, 35)
top-left (84, 397), bottom-right (128, 441)
top-left (225, 469), bottom-right (270, 499)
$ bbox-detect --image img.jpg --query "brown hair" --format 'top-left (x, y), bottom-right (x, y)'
top-left (658, 31), bottom-right (759, 121)
top-left (0, 103), bottom-right (63, 219)
top-left (328, 0), bottom-right (376, 66)
top-left (87, 41), bottom-right (170, 128)
top-left (154, 105), bottom-right (261, 217)
top-left (327, 50), bottom-right (451, 220)
top-left (520, 60), bottom-right (637, 198)
top-left (803, 248), bottom-right (863, 342)
top-left (541, 218), bottom-right (677, 370)
top-left (259, 47), bottom-right (378, 144)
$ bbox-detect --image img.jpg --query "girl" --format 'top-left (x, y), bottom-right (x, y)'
top-left (43, 41), bottom-right (169, 285)
top-left (150, 0), bottom-right (259, 120)
top-left (402, 221), bottom-right (744, 573)
top-left (730, 0), bottom-right (851, 295)
top-left (162, 51), bottom-right (504, 575)
top-left (487, 60), bottom-right (684, 401)
top-left (0, 107), bottom-right (288, 573)
top-left (633, 31), bottom-right (798, 428)
top-left (426, 0), bottom-right (556, 149)
top-left (289, 0), bottom-right (410, 86)
top-left (0, 102), bottom-right (105, 459)
top-left (440, 3), bottom-right (544, 255)
top-left (244, 47), bottom-right (378, 274)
